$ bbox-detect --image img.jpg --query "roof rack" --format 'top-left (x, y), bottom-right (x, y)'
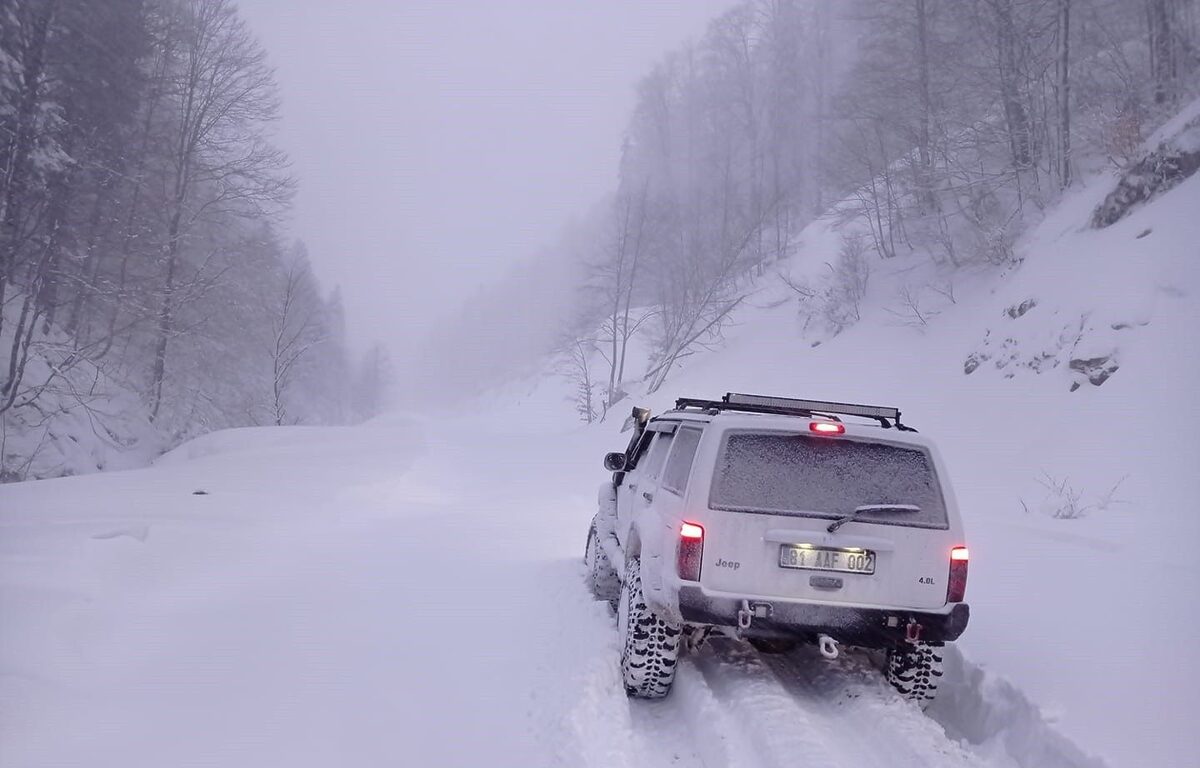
top-left (672, 392), bottom-right (916, 431)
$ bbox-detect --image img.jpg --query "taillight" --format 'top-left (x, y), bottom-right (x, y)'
top-left (947, 546), bottom-right (969, 602)
top-left (677, 522), bottom-right (704, 581)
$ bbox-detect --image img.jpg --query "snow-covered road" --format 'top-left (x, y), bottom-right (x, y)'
top-left (0, 416), bottom-right (1108, 767)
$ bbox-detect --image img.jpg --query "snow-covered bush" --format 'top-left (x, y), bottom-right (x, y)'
top-left (785, 232), bottom-right (871, 338)
top-left (1025, 473), bottom-right (1128, 520)
top-left (1092, 117), bottom-right (1200, 227)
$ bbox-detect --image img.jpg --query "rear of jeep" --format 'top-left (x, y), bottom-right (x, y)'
top-left (595, 394), bottom-right (969, 703)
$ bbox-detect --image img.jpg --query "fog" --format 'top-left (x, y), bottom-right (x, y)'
top-left (237, 0), bottom-right (737, 370)
top-left (0, 0), bottom-right (1190, 444)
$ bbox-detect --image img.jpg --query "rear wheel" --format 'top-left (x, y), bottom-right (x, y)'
top-left (584, 523), bottom-right (620, 608)
top-left (618, 557), bottom-right (680, 698)
top-left (886, 641), bottom-right (944, 706)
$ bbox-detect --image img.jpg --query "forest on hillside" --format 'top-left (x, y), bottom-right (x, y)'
top-left (536, 0), bottom-right (1196, 422)
top-left (0, 0), bottom-right (391, 480)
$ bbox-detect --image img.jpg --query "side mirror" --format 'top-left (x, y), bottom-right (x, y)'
top-left (603, 452), bottom-right (627, 472)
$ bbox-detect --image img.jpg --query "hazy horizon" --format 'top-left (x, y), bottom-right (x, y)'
top-left (237, 0), bottom-right (737, 363)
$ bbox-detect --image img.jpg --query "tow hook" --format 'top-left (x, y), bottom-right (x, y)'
top-left (818, 634), bottom-right (840, 660)
top-left (737, 599), bottom-right (772, 630)
top-left (905, 620), bottom-right (924, 644)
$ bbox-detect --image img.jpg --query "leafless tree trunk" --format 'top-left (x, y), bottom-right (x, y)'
top-left (992, 0), bottom-right (1033, 169)
top-left (147, 0), bottom-right (292, 421)
top-left (1057, 0), bottom-right (1073, 188)
top-left (1148, 0), bottom-right (1179, 104)
top-left (914, 0), bottom-right (937, 212)
top-left (269, 259), bottom-right (323, 426)
top-left (600, 182), bottom-right (649, 409)
top-left (0, 0), bottom-right (56, 347)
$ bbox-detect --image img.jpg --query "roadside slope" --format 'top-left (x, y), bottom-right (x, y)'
top-left (499, 132), bottom-right (1199, 767)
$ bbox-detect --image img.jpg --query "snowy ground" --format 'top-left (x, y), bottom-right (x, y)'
top-left (0, 414), bottom-right (1108, 768)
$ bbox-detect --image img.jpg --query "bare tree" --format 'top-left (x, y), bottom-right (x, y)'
top-left (560, 338), bottom-right (601, 424)
top-left (1056, 0), bottom-right (1073, 187)
top-left (147, 0), bottom-right (293, 421)
top-left (593, 183), bottom-right (651, 409)
top-left (268, 256), bottom-right (324, 426)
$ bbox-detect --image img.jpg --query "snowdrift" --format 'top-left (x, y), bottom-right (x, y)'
top-left (0, 298), bottom-right (165, 483)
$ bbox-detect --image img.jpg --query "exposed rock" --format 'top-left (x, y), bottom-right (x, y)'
top-left (1092, 117), bottom-right (1200, 228)
top-left (1069, 355), bottom-right (1120, 387)
top-left (1004, 298), bottom-right (1037, 319)
top-left (964, 355), bottom-right (981, 375)
top-left (1111, 319), bottom-right (1149, 330)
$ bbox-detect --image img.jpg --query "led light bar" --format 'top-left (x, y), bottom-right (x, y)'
top-left (724, 393), bottom-right (899, 422)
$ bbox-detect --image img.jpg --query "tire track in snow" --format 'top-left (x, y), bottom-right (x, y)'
top-left (572, 618), bottom-right (982, 768)
top-left (686, 639), bottom-right (855, 768)
top-left (566, 579), bottom-right (982, 768)
top-left (556, 587), bottom-right (711, 768)
top-left (665, 660), bottom-right (770, 768)
top-left (626, 684), bottom-right (712, 767)
top-left (761, 645), bottom-right (985, 768)
top-left (680, 638), bottom-right (989, 768)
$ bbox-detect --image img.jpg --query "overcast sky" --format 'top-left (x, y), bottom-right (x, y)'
top-left (236, 1), bottom-right (735, 361)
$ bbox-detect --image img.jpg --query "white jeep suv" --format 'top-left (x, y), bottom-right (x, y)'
top-left (584, 393), bottom-right (970, 703)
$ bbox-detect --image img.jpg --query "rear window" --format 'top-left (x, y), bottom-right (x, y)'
top-left (710, 431), bottom-right (948, 529)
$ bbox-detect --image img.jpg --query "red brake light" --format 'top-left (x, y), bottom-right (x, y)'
top-left (677, 522), bottom-right (704, 581)
top-left (810, 421), bottom-right (845, 435)
top-left (947, 546), bottom-right (969, 602)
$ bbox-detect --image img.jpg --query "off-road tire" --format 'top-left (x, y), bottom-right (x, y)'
top-left (618, 557), bottom-right (680, 698)
top-left (886, 641), bottom-right (944, 706)
top-left (584, 523), bottom-right (620, 608)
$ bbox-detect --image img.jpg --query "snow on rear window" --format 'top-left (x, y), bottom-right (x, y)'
top-left (710, 432), bottom-right (948, 529)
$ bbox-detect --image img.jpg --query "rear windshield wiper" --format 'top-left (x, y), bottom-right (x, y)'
top-left (827, 504), bottom-right (921, 533)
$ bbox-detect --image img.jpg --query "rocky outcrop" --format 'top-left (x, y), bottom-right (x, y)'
top-left (1092, 117), bottom-right (1200, 228)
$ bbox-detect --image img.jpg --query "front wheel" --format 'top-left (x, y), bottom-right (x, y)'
top-left (618, 557), bottom-right (680, 699)
top-left (886, 641), bottom-right (945, 706)
top-left (584, 523), bottom-right (620, 608)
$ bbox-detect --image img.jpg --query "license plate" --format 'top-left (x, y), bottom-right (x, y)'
top-left (779, 545), bottom-right (876, 575)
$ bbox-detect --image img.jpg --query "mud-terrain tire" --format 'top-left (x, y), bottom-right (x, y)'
top-left (618, 557), bottom-right (680, 698)
top-left (886, 641), bottom-right (944, 706)
top-left (584, 522), bottom-right (620, 608)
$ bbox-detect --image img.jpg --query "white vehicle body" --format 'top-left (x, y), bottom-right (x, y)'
top-left (594, 395), bottom-right (970, 652)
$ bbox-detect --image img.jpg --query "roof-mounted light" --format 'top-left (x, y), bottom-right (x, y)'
top-left (809, 421), bottom-right (845, 435)
top-left (725, 393), bottom-right (899, 422)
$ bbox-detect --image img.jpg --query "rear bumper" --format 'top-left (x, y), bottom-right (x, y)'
top-left (677, 585), bottom-right (970, 647)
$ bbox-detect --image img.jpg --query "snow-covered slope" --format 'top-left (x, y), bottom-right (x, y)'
top-left (484, 115), bottom-right (1200, 766)
top-left (0, 300), bottom-right (165, 482)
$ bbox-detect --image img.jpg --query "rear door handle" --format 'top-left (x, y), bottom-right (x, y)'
top-left (642, 491), bottom-right (654, 502)
top-left (628, 483), bottom-right (638, 491)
